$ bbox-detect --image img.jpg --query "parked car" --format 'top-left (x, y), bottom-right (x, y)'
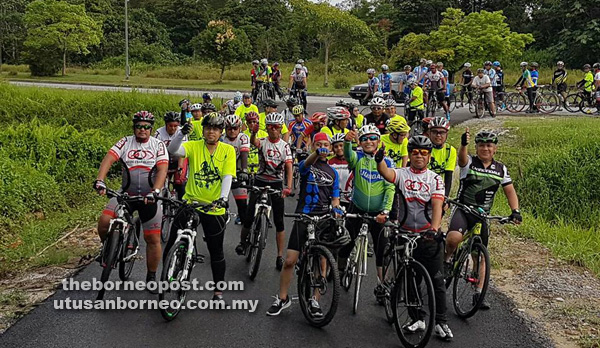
top-left (348, 72), bottom-right (405, 105)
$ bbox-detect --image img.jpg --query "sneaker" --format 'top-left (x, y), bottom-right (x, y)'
top-left (234, 216), bottom-right (242, 225)
top-left (146, 274), bottom-right (159, 294)
top-left (266, 295), bottom-right (291, 316)
top-left (435, 323), bottom-right (454, 341)
top-left (402, 319), bottom-right (426, 333)
top-left (276, 256), bottom-right (285, 271)
top-left (235, 242), bottom-right (246, 256)
top-left (374, 285), bottom-right (386, 304)
top-left (309, 297), bottom-right (323, 317)
top-left (443, 261), bottom-right (453, 279)
top-left (473, 292), bottom-right (491, 310)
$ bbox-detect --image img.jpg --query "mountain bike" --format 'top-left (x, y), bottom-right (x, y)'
top-left (240, 184), bottom-right (281, 280)
top-left (425, 89), bottom-right (439, 118)
top-left (156, 197), bottom-right (223, 321)
top-left (96, 189), bottom-right (142, 300)
top-left (444, 198), bottom-right (512, 318)
top-left (255, 81), bottom-right (271, 106)
top-left (285, 213), bottom-right (342, 327)
top-left (160, 174), bottom-right (177, 243)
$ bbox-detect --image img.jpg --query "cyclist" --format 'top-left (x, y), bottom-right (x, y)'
top-left (242, 112), bottom-right (268, 174)
top-left (398, 65), bottom-right (415, 104)
top-left (272, 62), bottom-right (284, 99)
top-left (266, 132), bottom-right (342, 316)
top-left (167, 112), bottom-right (235, 300)
top-left (179, 99), bottom-right (193, 122)
top-left (251, 60), bottom-right (260, 101)
top-left (201, 103), bottom-right (217, 117)
top-left (289, 64), bottom-right (308, 110)
top-left (234, 93), bottom-right (259, 123)
top-left (259, 99), bottom-right (290, 142)
top-left (445, 129), bottom-right (522, 309)
top-left (154, 111), bottom-right (188, 200)
top-left (375, 135), bottom-right (452, 340)
top-left (240, 113), bottom-right (293, 271)
top-left (514, 62), bottom-right (537, 113)
top-left (483, 61), bottom-right (496, 85)
top-left (299, 112), bottom-right (328, 150)
top-left (424, 63), bottom-right (450, 119)
top-left (407, 79), bottom-right (425, 127)
top-left (552, 61), bottom-right (568, 103)
top-left (380, 116), bottom-right (409, 168)
top-left (328, 133), bottom-right (352, 209)
top-left (187, 103), bottom-right (204, 141)
top-left (282, 97), bottom-right (298, 127)
top-left (221, 91), bottom-right (243, 115)
top-left (384, 99), bottom-right (405, 122)
top-left (578, 64), bottom-right (594, 100)
top-left (348, 103), bottom-right (364, 130)
top-left (594, 63), bottom-right (600, 112)
top-left (471, 68), bottom-right (496, 117)
top-left (202, 92), bottom-right (213, 105)
top-left (338, 125), bottom-right (395, 289)
top-left (322, 106), bottom-right (351, 138)
top-left (493, 61), bottom-right (505, 107)
top-left (427, 117), bottom-right (456, 197)
top-left (364, 68), bottom-right (381, 103)
top-left (378, 64), bottom-right (392, 94)
top-left (297, 58), bottom-right (309, 77)
top-left (528, 62), bottom-right (540, 113)
top-left (413, 58), bottom-right (429, 86)
top-left (460, 63), bottom-right (474, 104)
top-left (93, 111), bottom-right (168, 292)
top-left (364, 97), bottom-right (390, 134)
top-left (222, 115), bottom-right (250, 226)
top-left (288, 105), bottom-right (312, 152)
top-left (437, 62), bottom-right (452, 106)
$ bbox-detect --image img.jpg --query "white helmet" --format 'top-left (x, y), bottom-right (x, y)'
top-left (327, 106), bottom-right (351, 120)
top-left (265, 112), bottom-right (284, 125)
top-left (367, 68), bottom-right (376, 74)
top-left (464, 62), bottom-right (472, 68)
top-left (557, 61), bottom-right (564, 67)
top-left (331, 133), bottom-right (346, 144)
top-left (520, 61), bottom-right (528, 67)
top-left (252, 59), bottom-right (259, 65)
top-left (407, 77), bottom-right (418, 85)
top-left (369, 97), bottom-right (385, 107)
top-left (224, 114), bottom-right (242, 128)
top-left (358, 124), bottom-right (380, 138)
top-left (385, 98), bottom-right (396, 107)
top-left (260, 58), bottom-right (268, 65)
top-left (190, 103), bottom-right (202, 111)
top-left (295, 64), bottom-right (303, 70)
top-left (297, 59), bottom-right (304, 64)
top-left (381, 64), bottom-right (389, 71)
top-left (373, 91), bottom-right (384, 98)
top-left (426, 60), bottom-right (433, 65)
top-left (233, 91), bottom-right (242, 103)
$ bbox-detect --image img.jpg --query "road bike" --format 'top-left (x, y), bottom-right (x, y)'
top-left (470, 89), bottom-right (496, 118)
top-left (533, 85), bottom-right (560, 114)
top-left (285, 213), bottom-right (342, 327)
top-left (504, 88), bottom-right (529, 113)
top-left (444, 198), bottom-right (512, 318)
top-left (425, 89), bottom-right (440, 118)
top-left (96, 189), bottom-right (142, 300)
top-left (254, 81), bottom-right (272, 106)
top-left (290, 87), bottom-right (307, 109)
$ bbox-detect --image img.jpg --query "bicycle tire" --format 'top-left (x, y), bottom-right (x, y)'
top-left (564, 93), bottom-right (582, 113)
top-left (580, 98), bottom-right (598, 115)
top-left (352, 236), bottom-right (367, 314)
top-left (293, 167), bottom-right (300, 192)
top-left (97, 225), bottom-right (121, 300)
top-left (161, 194), bottom-right (172, 243)
top-left (382, 245), bottom-right (396, 324)
top-left (426, 99), bottom-right (437, 118)
top-left (535, 93), bottom-right (558, 114)
top-left (248, 213), bottom-right (268, 280)
top-left (392, 260), bottom-right (435, 348)
top-left (119, 218), bottom-right (140, 281)
top-left (495, 93), bottom-right (507, 113)
top-left (159, 240), bottom-right (190, 321)
top-left (475, 98), bottom-right (485, 118)
top-left (448, 94), bottom-right (456, 112)
top-left (452, 242), bottom-right (490, 318)
top-left (297, 244), bottom-right (340, 327)
top-left (341, 250), bottom-right (355, 292)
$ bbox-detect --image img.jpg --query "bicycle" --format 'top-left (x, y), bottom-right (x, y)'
top-left (380, 224), bottom-right (436, 348)
top-left (470, 88), bottom-right (496, 118)
top-left (240, 184), bottom-right (281, 280)
top-left (290, 87), bottom-right (307, 109)
top-left (564, 88), bottom-right (589, 113)
top-left (96, 189), bottom-right (142, 300)
top-left (291, 147), bottom-right (308, 193)
top-left (156, 196), bottom-right (222, 321)
top-left (284, 213), bottom-right (342, 327)
top-left (160, 174), bottom-right (178, 243)
top-left (505, 88), bottom-right (529, 113)
top-left (255, 81), bottom-right (271, 105)
top-left (444, 198), bottom-right (512, 318)
top-left (533, 85), bottom-right (560, 114)
top-left (425, 89), bottom-right (440, 118)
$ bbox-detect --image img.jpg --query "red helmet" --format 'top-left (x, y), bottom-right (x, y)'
top-left (245, 111), bottom-right (259, 122)
top-left (310, 112), bottom-right (327, 123)
top-left (133, 111), bottom-right (155, 124)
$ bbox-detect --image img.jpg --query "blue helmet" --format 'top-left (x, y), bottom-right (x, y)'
top-left (492, 61), bottom-right (501, 67)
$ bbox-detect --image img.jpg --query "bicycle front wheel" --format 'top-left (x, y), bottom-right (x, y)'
top-left (297, 244), bottom-right (340, 327)
top-left (452, 242), bottom-right (490, 318)
top-left (160, 240), bottom-right (191, 321)
top-left (352, 236), bottom-right (367, 314)
top-left (119, 218), bottom-right (140, 281)
top-left (475, 99), bottom-right (485, 118)
top-left (564, 93), bottom-right (582, 113)
top-left (392, 260), bottom-right (435, 348)
top-left (448, 94), bottom-right (456, 112)
top-left (535, 93), bottom-right (559, 114)
top-left (248, 213), bottom-right (268, 280)
top-left (97, 224), bottom-right (122, 300)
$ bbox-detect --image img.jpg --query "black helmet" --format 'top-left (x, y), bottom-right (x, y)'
top-left (132, 111), bottom-right (155, 124)
top-left (317, 219), bottom-right (351, 248)
top-left (593, 63), bottom-right (600, 69)
top-left (475, 130), bottom-right (498, 144)
top-left (201, 103), bottom-right (217, 112)
top-left (163, 111), bottom-right (179, 123)
top-left (530, 62), bottom-right (539, 68)
top-left (262, 98), bottom-right (277, 108)
top-left (201, 112), bottom-right (225, 129)
top-left (408, 135), bottom-right (433, 151)
top-left (286, 97), bottom-right (298, 107)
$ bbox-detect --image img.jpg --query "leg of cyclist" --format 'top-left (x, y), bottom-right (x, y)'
top-left (97, 197), bottom-right (119, 241)
top-left (270, 182), bottom-right (286, 265)
top-left (135, 201), bottom-right (163, 292)
top-left (200, 212), bottom-right (227, 298)
top-left (232, 187), bottom-right (248, 226)
top-left (337, 203), bottom-right (361, 272)
top-left (238, 189), bottom-right (259, 254)
top-left (486, 91), bottom-right (496, 117)
top-left (526, 87), bottom-right (535, 112)
top-left (369, 216), bottom-right (388, 300)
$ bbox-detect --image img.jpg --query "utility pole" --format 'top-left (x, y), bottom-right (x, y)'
top-left (124, 0), bottom-right (130, 80)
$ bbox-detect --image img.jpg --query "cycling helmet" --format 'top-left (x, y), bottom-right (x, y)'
top-left (385, 98), bottom-right (396, 107)
top-left (593, 63), bottom-right (600, 69)
top-left (292, 104), bottom-right (304, 115)
top-left (335, 99), bottom-right (347, 107)
top-left (179, 99), bottom-right (190, 107)
top-left (297, 59), bottom-right (304, 64)
top-left (408, 135), bottom-right (433, 151)
top-left (201, 103), bottom-right (217, 112)
top-left (327, 106), bottom-right (351, 120)
top-left (429, 116), bottom-right (450, 131)
top-left (408, 77), bottom-right (418, 86)
top-left (484, 61), bottom-right (492, 66)
top-left (475, 130), bottom-right (498, 144)
top-left (202, 92), bottom-right (213, 100)
top-left (367, 68), bottom-right (376, 74)
top-left (557, 61), bottom-right (565, 67)
top-left (242, 92), bottom-right (252, 99)
top-left (294, 63), bottom-right (303, 70)
top-left (224, 114), bottom-right (242, 128)
top-left (318, 220), bottom-right (351, 248)
top-left (373, 91), bottom-right (384, 98)
top-left (493, 61), bottom-right (501, 67)
top-left (262, 98), bottom-right (277, 108)
top-left (133, 111), bottom-right (155, 124)
top-left (404, 65), bottom-right (412, 70)
top-left (252, 60), bottom-right (259, 65)
top-left (201, 112), bottom-right (225, 129)
top-left (273, 62), bottom-right (279, 67)
top-left (260, 58), bottom-right (268, 65)
top-left (386, 117), bottom-right (410, 134)
top-left (464, 62), bottom-right (472, 68)
top-left (265, 112), bottom-right (284, 125)
top-left (583, 64), bottom-right (591, 69)
top-left (381, 64), bottom-right (389, 71)
top-left (477, 68), bottom-right (485, 73)
top-left (419, 58), bottom-right (427, 64)
top-left (286, 97), bottom-right (298, 107)
top-left (426, 60), bottom-right (433, 65)
top-left (245, 111), bottom-right (259, 122)
top-left (520, 62), bottom-right (528, 67)
top-left (163, 111), bottom-right (180, 123)
top-left (331, 133), bottom-right (346, 144)
top-left (530, 62), bottom-right (539, 68)
top-left (421, 117), bottom-right (433, 131)
top-left (233, 91), bottom-right (242, 103)
top-left (310, 112), bottom-right (327, 124)
top-left (358, 124), bottom-right (380, 138)
top-left (369, 97), bottom-right (385, 107)
top-left (190, 103), bottom-right (202, 111)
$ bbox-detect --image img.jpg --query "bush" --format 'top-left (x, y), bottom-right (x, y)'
top-left (25, 47), bottom-right (62, 76)
top-left (333, 77), bottom-right (350, 89)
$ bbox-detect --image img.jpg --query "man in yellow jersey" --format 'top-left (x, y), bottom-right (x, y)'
top-left (426, 117), bottom-right (456, 198)
top-left (235, 93), bottom-right (259, 124)
top-left (407, 79), bottom-right (425, 126)
top-left (322, 106), bottom-right (350, 138)
top-left (242, 111), bottom-right (267, 174)
top-left (379, 116), bottom-right (409, 167)
top-left (258, 99), bottom-right (290, 142)
top-left (167, 112), bottom-right (235, 301)
top-left (384, 99), bottom-right (406, 123)
top-left (187, 103), bottom-right (204, 141)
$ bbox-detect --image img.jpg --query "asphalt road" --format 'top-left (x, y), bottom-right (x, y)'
top-left (1, 81), bottom-right (551, 347)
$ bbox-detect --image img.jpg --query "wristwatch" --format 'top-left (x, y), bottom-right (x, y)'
top-left (381, 210), bottom-right (389, 216)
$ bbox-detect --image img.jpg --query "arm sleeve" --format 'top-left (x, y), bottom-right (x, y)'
top-left (443, 171), bottom-right (453, 197)
top-left (501, 166), bottom-right (513, 186)
top-left (240, 151), bottom-right (248, 171)
top-left (343, 140), bottom-right (358, 169)
top-left (332, 169), bottom-right (340, 199)
top-left (167, 131), bottom-right (186, 158)
top-left (156, 141), bottom-right (169, 166)
top-left (383, 177), bottom-right (395, 211)
top-left (220, 175), bottom-right (232, 199)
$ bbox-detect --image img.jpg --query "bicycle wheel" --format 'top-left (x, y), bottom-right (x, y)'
top-left (392, 260), bottom-right (435, 348)
top-left (160, 240), bottom-right (190, 321)
top-left (426, 100), bottom-right (436, 118)
top-left (535, 93), bottom-right (559, 114)
top-left (161, 194), bottom-right (172, 243)
top-left (580, 98), bottom-right (598, 115)
top-left (248, 213), bottom-right (268, 280)
top-left (382, 246), bottom-right (396, 324)
top-left (475, 98), bottom-right (484, 118)
top-left (352, 236), bottom-right (367, 314)
top-left (448, 94), bottom-right (456, 112)
top-left (119, 218), bottom-right (140, 281)
top-left (452, 242), bottom-right (490, 318)
top-left (97, 225), bottom-right (122, 300)
top-left (495, 93), bottom-right (507, 113)
top-left (297, 244), bottom-right (340, 327)
top-left (293, 166), bottom-right (300, 192)
top-left (564, 93), bottom-right (582, 113)
top-left (341, 247), bottom-right (356, 292)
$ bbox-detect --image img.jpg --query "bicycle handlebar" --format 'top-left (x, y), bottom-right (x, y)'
top-left (155, 195), bottom-right (223, 212)
top-left (106, 188), bottom-right (144, 202)
top-left (446, 197), bottom-right (512, 224)
top-left (239, 184), bottom-right (282, 195)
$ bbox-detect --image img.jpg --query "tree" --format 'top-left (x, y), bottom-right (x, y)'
top-left (191, 20), bottom-right (251, 82)
top-left (24, 0), bottom-right (102, 76)
top-left (291, 0), bottom-right (375, 87)
top-left (0, 0), bottom-right (28, 68)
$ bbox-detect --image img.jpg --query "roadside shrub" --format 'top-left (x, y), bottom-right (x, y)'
top-left (333, 77), bottom-right (350, 89)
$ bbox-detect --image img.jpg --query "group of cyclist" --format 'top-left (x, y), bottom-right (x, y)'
top-left (92, 72), bottom-right (524, 341)
top-left (250, 58), bottom-right (309, 110)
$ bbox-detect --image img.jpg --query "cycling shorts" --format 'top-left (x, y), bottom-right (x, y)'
top-left (448, 207), bottom-right (489, 247)
top-left (557, 83), bottom-right (567, 93)
top-left (244, 179), bottom-right (285, 232)
top-left (483, 91), bottom-right (494, 103)
top-left (102, 198), bottom-right (162, 236)
top-left (231, 187), bottom-right (248, 201)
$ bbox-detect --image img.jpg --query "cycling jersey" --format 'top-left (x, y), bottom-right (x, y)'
top-left (296, 159), bottom-right (340, 214)
top-left (378, 72), bottom-right (392, 93)
top-left (583, 72), bottom-right (594, 92)
top-left (224, 100), bottom-right (243, 114)
top-left (289, 118), bottom-right (312, 147)
top-left (456, 155), bottom-right (512, 213)
top-left (399, 72), bottom-right (416, 94)
top-left (472, 75), bottom-right (493, 93)
top-left (328, 156), bottom-right (352, 203)
top-left (272, 69), bottom-right (281, 84)
top-left (154, 127), bottom-right (187, 170)
top-left (282, 109), bottom-right (295, 127)
top-left (462, 70), bottom-right (474, 85)
top-left (256, 137), bottom-right (293, 182)
top-left (257, 66), bottom-right (272, 82)
top-left (392, 167), bottom-right (444, 232)
top-left (187, 119), bottom-right (204, 141)
top-left (321, 126), bottom-right (349, 138)
top-left (251, 68), bottom-right (258, 85)
top-left (368, 77), bottom-right (381, 94)
top-left (291, 70), bottom-right (307, 89)
top-left (410, 86), bottom-right (425, 110)
top-left (243, 129), bottom-right (268, 173)
top-left (552, 69), bottom-right (567, 85)
top-left (379, 134), bottom-right (408, 167)
top-left (426, 71), bottom-right (445, 90)
top-left (531, 70), bottom-right (539, 86)
top-left (182, 139), bottom-right (236, 215)
top-left (364, 112), bottom-right (390, 135)
top-left (222, 132), bottom-right (250, 169)
top-left (429, 143), bottom-right (457, 176)
top-left (519, 69), bottom-right (535, 88)
top-left (258, 112), bottom-right (289, 134)
top-left (109, 136), bottom-right (169, 196)
top-left (349, 114), bottom-right (365, 129)
top-left (302, 65), bottom-right (309, 76)
top-left (235, 104), bottom-right (260, 121)
top-left (441, 69), bottom-right (451, 96)
top-left (413, 66), bottom-right (428, 84)
top-left (484, 68), bottom-right (496, 86)
top-left (344, 141), bottom-right (395, 213)
top-left (495, 69), bottom-right (504, 87)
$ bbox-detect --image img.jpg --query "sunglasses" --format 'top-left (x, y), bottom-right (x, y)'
top-left (360, 135), bottom-right (379, 142)
top-left (227, 127), bottom-right (240, 130)
top-left (371, 107), bottom-right (383, 110)
top-left (411, 149), bottom-right (430, 156)
top-left (430, 130), bottom-right (448, 136)
top-left (134, 124), bottom-right (152, 130)
top-left (267, 124), bottom-right (282, 129)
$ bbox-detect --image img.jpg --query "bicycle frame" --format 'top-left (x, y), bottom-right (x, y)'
top-left (166, 216), bottom-right (198, 283)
